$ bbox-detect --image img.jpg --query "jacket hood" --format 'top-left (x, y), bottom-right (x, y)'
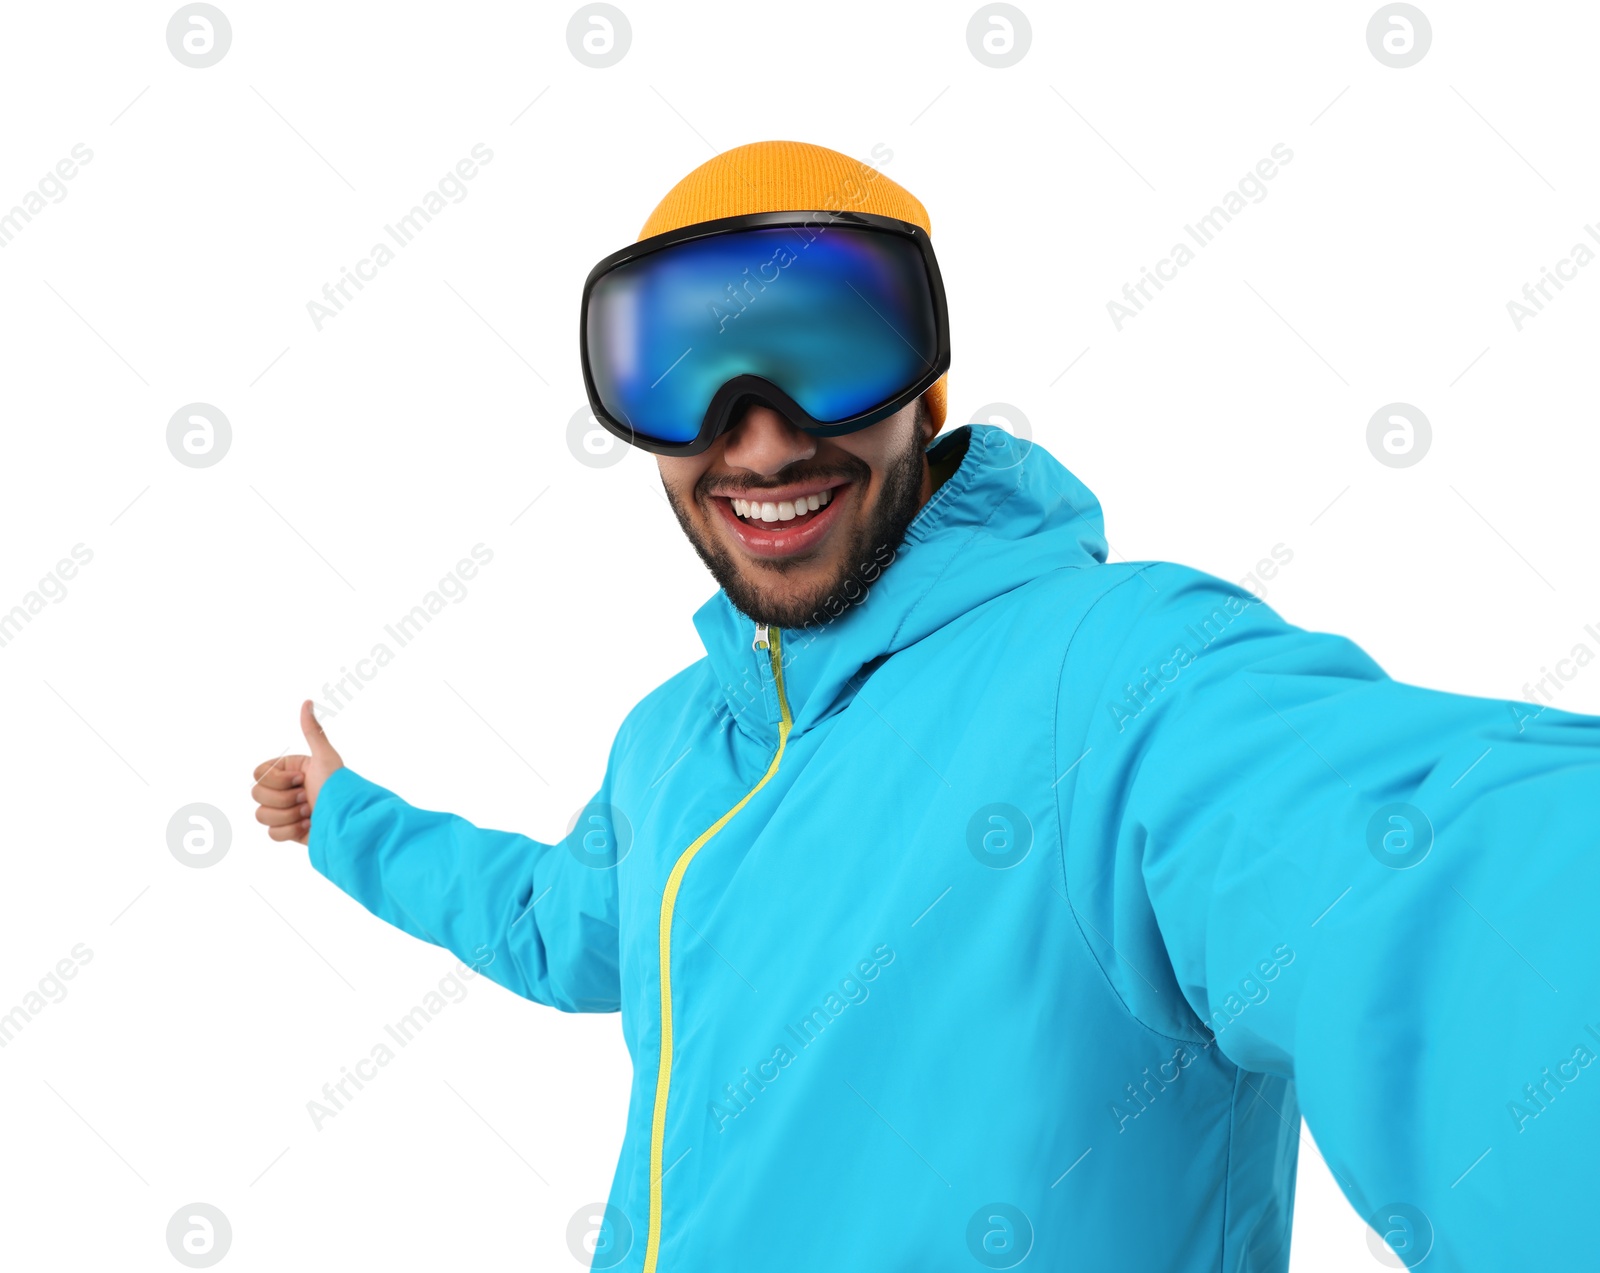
top-left (691, 424), bottom-right (1110, 741)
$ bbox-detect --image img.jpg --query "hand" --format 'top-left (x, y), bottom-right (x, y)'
top-left (250, 700), bottom-right (346, 845)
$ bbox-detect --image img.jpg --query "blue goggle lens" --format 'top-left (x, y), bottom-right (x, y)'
top-left (585, 225), bottom-right (939, 445)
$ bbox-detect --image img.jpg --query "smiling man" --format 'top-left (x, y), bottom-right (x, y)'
top-left (253, 141), bottom-right (1600, 1272)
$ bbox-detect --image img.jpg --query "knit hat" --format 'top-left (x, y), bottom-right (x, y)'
top-left (637, 140), bottom-right (948, 433)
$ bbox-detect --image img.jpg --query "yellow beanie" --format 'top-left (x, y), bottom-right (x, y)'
top-left (638, 140), bottom-right (948, 432)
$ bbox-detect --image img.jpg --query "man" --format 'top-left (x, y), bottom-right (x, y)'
top-left (252, 141), bottom-right (1600, 1271)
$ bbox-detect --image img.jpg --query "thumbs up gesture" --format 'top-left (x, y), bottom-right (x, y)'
top-left (250, 700), bottom-right (346, 844)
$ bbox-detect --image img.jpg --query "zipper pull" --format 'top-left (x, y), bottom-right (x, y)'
top-left (752, 623), bottom-right (770, 650)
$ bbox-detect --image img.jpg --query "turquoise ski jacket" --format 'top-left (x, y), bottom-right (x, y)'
top-left (309, 424), bottom-right (1600, 1271)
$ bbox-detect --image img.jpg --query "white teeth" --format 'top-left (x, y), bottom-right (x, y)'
top-left (731, 489), bottom-right (836, 523)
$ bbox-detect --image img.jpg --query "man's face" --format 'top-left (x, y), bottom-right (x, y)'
top-left (658, 398), bottom-right (937, 629)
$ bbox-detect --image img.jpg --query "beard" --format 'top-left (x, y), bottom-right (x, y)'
top-left (663, 415), bottom-right (929, 630)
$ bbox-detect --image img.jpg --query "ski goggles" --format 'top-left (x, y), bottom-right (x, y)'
top-left (579, 210), bottom-right (950, 456)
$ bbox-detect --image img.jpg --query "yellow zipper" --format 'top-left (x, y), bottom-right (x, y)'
top-left (641, 624), bottom-right (792, 1273)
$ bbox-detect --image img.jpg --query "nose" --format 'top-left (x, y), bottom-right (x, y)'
top-left (719, 403), bottom-right (816, 477)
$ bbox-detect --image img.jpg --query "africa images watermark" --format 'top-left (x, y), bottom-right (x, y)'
top-left (0, 943), bottom-right (94, 1049)
top-left (1110, 942), bottom-right (1295, 1133)
top-left (305, 143), bottom-right (495, 331)
top-left (1106, 143), bottom-right (1295, 331)
top-left (1107, 544), bottom-right (1295, 733)
top-left (707, 942), bottom-right (896, 1134)
top-left (713, 541), bottom-right (900, 733)
top-left (1508, 618), bottom-right (1600, 733)
top-left (708, 141), bottom-right (894, 334)
top-left (314, 543), bottom-right (494, 719)
top-left (307, 944), bottom-right (495, 1130)
top-left (0, 544), bottom-right (95, 652)
top-left (1508, 1020), bottom-right (1600, 1134)
top-left (0, 143), bottom-right (94, 249)
top-left (1505, 222), bottom-right (1600, 332)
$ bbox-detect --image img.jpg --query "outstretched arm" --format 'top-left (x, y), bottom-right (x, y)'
top-left (1060, 563), bottom-right (1600, 1269)
top-left (253, 702), bottom-right (623, 1013)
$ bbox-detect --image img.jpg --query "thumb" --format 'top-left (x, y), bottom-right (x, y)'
top-left (300, 699), bottom-right (340, 763)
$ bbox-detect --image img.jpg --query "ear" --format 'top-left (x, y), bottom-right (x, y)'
top-left (917, 393), bottom-right (939, 446)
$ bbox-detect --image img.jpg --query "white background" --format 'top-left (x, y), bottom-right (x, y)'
top-left (1, 1), bottom-right (1595, 1268)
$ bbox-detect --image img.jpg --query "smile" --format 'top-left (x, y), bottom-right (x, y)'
top-left (731, 488), bottom-right (832, 524)
top-left (710, 481), bottom-right (850, 559)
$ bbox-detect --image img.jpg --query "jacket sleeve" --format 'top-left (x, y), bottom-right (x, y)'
top-left (1059, 561), bottom-right (1600, 1270)
top-left (306, 758), bottom-right (624, 1014)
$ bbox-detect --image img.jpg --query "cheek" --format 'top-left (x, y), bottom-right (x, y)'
top-left (830, 440), bottom-right (887, 475)
top-left (828, 409), bottom-right (920, 480)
